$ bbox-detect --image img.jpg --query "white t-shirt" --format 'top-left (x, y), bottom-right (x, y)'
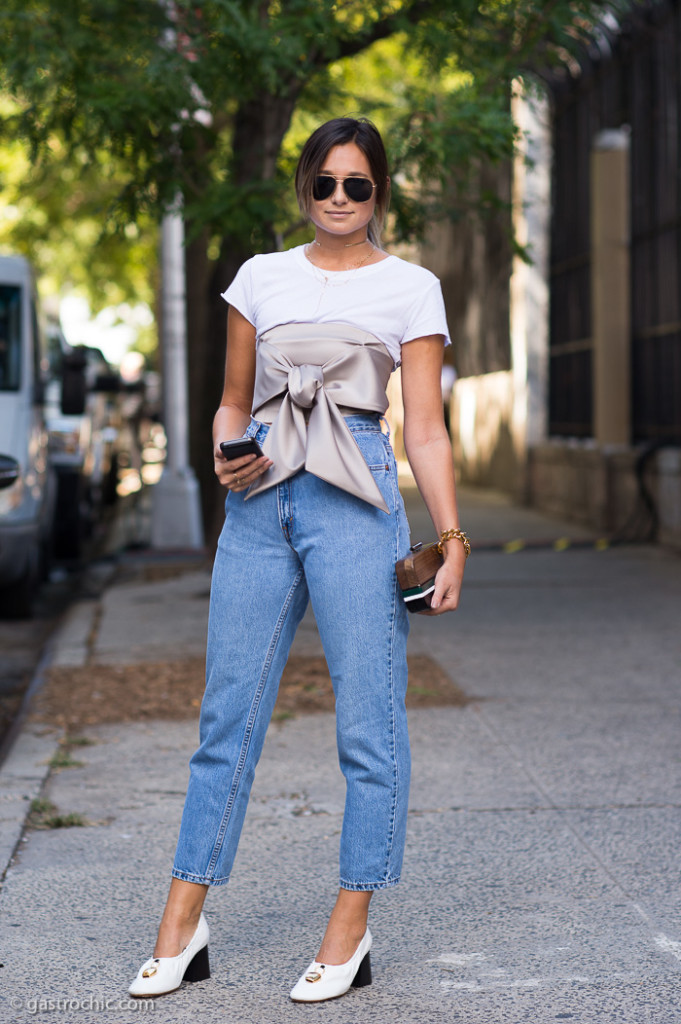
top-left (221, 244), bottom-right (450, 367)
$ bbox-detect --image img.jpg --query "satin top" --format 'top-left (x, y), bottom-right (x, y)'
top-left (245, 322), bottom-right (394, 513)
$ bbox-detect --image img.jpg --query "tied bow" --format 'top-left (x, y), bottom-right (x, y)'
top-left (246, 325), bottom-right (394, 512)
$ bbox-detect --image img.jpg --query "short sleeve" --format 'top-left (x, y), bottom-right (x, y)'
top-left (402, 278), bottom-right (451, 348)
top-left (220, 258), bottom-right (255, 326)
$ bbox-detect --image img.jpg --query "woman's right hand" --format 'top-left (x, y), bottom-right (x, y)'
top-left (213, 447), bottom-right (272, 492)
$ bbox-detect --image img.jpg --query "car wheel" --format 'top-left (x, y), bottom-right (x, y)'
top-left (0, 551), bottom-right (39, 619)
top-left (53, 472), bottom-right (91, 560)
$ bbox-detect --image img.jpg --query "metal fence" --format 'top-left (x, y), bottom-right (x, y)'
top-left (549, 87), bottom-right (593, 437)
top-left (549, 0), bottom-right (681, 442)
top-left (630, 0), bottom-right (681, 441)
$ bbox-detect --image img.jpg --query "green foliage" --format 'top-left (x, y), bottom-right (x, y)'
top-left (48, 746), bottom-right (85, 770)
top-left (0, 0), bottom-right (627, 329)
top-left (1, 0), bottom-right (624, 230)
top-left (283, 29), bottom-right (517, 242)
top-left (28, 797), bottom-right (87, 829)
top-left (0, 98), bottom-right (157, 315)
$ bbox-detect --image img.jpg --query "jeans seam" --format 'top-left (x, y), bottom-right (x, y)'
top-left (341, 464), bottom-right (402, 889)
top-left (382, 451), bottom-right (409, 885)
top-left (382, 514), bottom-right (400, 882)
top-left (203, 566), bottom-right (305, 880)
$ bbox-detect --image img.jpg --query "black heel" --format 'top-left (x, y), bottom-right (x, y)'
top-left (183, 944), bottom-right (210, 983)
top-left (351, 951), bottom-right (372, 988)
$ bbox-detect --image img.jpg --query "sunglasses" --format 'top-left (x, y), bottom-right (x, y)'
top-left (312, 174), bottom-right (377, 203)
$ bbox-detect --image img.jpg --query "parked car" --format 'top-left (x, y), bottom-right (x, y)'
top-left (0, 255), bottom-right (56, 617)
top-left (44, 326), bottom-right (123, 559)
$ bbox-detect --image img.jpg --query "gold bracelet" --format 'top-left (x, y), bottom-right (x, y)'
top-left (437, 528), bottom-right (471, 559)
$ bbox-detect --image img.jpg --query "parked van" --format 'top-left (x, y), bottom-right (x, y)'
top-left (0, 255), bottom-right (56, 616)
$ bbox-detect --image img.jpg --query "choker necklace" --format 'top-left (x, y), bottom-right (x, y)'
top-left (312, 238), bottom-right (370, 249)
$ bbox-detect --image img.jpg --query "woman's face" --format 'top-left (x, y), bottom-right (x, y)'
top-left (308, 142), bottom-right (377, 241)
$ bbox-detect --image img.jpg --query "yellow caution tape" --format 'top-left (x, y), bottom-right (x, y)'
top-left (503, 539), bottom-right (525, 553)
top-left (492, 536), bottom-right (612, 553)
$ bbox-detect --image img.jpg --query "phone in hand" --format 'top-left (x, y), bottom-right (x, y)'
top-left (219, 437), bottom-right (264, 460)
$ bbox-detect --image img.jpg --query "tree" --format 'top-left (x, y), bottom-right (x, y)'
top-left (0, 99), bottom-right (158, 356)
top-left (0, 0), bottom-right (625, 540)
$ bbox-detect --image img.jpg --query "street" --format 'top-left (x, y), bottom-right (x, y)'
top-left (0, 485), bottom-right (679, 1023)
top-left (1, 2), bottom-right (679, 1020)
top-left (0, 489), bottom-right (150, 760)
top-left (0, 577), bottom-right (73, 761)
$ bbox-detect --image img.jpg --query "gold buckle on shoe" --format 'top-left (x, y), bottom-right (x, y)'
top-left (142, 960), bottom-right (159, 978)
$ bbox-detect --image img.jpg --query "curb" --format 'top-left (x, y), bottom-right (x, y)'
top-left (0, 597), bottom-right (99, 886)
top-left (0, 724), bottom-right (62, 886)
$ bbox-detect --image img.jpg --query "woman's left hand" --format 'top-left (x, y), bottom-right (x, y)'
top-left (420, 550), bottom-right (466, 615)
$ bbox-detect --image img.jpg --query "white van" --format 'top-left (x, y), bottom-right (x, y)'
top-left (0, 255), bottom-right (56, 616)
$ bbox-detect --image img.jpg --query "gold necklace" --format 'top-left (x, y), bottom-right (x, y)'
top-left (312, 237), bottom-right (369, 249)
top-left (305, 241), bottom-right (375, 275)
top-left (304, 242), bottom-right (376, 316)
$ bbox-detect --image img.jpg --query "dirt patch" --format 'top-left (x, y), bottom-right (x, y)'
top-left (32, 655), bottom-right (469, 734)
top-left (116, 560), bottom-right (211, 585)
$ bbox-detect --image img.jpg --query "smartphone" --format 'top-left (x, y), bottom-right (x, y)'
top-left (219, 437), bottom-right (264, 460)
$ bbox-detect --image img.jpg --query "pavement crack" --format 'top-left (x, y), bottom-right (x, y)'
top-left (410, 802), bottom-right (681, 814)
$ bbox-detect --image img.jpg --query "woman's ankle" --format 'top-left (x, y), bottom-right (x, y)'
top-left (152, 880), bottom-right (208, 957)
top-left (316, 891), bottom-right (371, 964)
top-left (316, 924), bottom-right (367, 965)
top-left (153, 914), bottom-right (201, 958)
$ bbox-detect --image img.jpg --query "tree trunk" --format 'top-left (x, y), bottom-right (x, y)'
top-left (190, 90), bottom-right (302, 548)
top-left (184, 225), bottom-right (214, 540)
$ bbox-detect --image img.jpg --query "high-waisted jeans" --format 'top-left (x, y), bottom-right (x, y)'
top-left (172, 415), bottom-right (411, 891)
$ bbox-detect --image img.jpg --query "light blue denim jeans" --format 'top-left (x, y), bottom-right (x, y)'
top-left (172, 415), bottom-right (411, 890)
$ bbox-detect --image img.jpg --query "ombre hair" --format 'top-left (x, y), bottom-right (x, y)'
top-left (295, 117), bottom-right (391, 247)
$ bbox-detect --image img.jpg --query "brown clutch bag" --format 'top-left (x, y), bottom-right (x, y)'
top-left (395, 542), bottom-right (443, 613)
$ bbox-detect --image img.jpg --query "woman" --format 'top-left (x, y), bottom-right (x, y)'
top-left (129, 116), bottom-right (467, 1003)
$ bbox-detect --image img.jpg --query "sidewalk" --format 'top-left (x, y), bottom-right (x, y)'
top-left (1, 485), bottom-right (680, 1023)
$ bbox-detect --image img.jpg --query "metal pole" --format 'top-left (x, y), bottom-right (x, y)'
top-left (161, 204), bottom-right (190, 474)
top-left (150, 197), bottom-right (204, 549)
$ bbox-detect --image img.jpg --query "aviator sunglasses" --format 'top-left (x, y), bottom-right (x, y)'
top-left (313, 174), bottom-right (377, 203)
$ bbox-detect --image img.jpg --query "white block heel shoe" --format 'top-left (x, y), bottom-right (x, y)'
top-left (289, 927), bottom-right (372, 1003)
top-left (128, 912), bottom-right (210, 998)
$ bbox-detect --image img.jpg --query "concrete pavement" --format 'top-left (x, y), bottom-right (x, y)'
top-left (0, 484), bottom-right (680, 1023)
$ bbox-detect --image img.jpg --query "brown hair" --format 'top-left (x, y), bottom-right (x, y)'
top-left (295, 117), bottom-right (390, 246)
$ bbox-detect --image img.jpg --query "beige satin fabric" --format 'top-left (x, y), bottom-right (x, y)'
top-left (246, 322), bottom-right (394, 512)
